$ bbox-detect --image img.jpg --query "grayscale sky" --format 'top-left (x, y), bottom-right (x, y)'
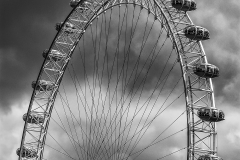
top-left (0, 0), bottom-right (240, 160)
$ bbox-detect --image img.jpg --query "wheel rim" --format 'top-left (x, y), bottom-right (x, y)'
top-left (18, 1), bottom-right (219, 160)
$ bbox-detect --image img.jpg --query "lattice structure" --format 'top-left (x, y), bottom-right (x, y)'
top-left (18, 1), bottom-right (223, 160)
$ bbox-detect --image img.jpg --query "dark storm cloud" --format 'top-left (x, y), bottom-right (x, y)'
top-left (67, 7), bottom-right (181, 99)
top-left (0, 0), bottom-right (72, 112)
top-left (1, 0), bottom-right (180, 113)
top-left (1, 1), bottom-right (239, 160)
top-left (4, 4), bottom-right (181, 159)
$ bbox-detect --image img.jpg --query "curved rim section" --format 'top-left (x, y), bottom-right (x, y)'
top-left (18, 0), bottom-right (217, 160)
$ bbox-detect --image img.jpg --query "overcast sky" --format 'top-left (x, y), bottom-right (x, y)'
top-left (0, 0), bottom-right (240, 160)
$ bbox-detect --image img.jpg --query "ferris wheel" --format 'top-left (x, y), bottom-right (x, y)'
top-left (17, 0), bottom-right (225, 160)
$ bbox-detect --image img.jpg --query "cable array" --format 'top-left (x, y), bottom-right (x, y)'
top-left (46, 5), bottom-right (186, 160)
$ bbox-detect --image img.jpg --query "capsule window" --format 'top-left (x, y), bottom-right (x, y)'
top-left (205, 109), bottom-right (210, 116)
top-left (212, 110), bottom-right (217, 118)
top-left (213, 68), bottom-right (218, 74)
top-left (196, 65), bottom-right (205, 72)
top-left (191, 1), bottom-right (196, 7)
top-left (207, 66), bottom-right (211, 73)
top-left (184, 1), bottom-right (190, 6)
top-left (198, 157), bottom-right (204, 160)
top-left (205, 31), bottom-right (209, 38)
top-left (204, 157), bottom-right (210, 160)
top-left (199, 65), bottom-right (205, 71)
top-left (206, 66), bottom-right (211, 73)
top-left (197, 29), bottom-right (204, 36)
top-left (211, 66), bottom-right (215, 73)
top-left (188, 27), bottom-right (196, 34)
top-left (219, 111), bottom-right (224, 119)
top-left (216, 69), bottom-right (219, 75)
top-left (176, 0), bottom-right (182, 4)
top-left (198, 111), bottom-right (203, 116)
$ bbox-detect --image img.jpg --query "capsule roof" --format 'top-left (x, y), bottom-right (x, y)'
top-left (42, 49), bottom-right (66, 61)
top-left (55, 22), bottom-right (79, 34)
top-left (23, 113), bottom-right (44, 124)
top-left (171, 0), bottom-right (197, 11)
top-left (198, 107), bottom-right (225, 122)
top-left (184, 26), bottom-right (210, 41)
top-left (32, 80), bottom-right (55, 91)
top-left (198, 154), bottom-right (222, 160)
top-left (16, 147), bottom-right (37, 158)
top-left (194, 63), bottom-right (219, 78)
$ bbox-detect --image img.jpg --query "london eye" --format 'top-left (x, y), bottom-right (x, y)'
top-left (18, 0), bottom-right (225, 160)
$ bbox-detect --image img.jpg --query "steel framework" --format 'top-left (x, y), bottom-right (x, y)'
top-left (18, 0), bottom-right (218, 160)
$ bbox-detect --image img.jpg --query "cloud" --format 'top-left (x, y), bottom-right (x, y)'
top-left (0, 48), bottom-right (32, 113)
top-left (0, 103), bottom-right (27, 160)
top-left (0, 0), bottom-right (71, 112)
top-left (44, 85), bottom-right (186, 160)
top-left (189, 0), bottom-right (240, 107)
top-left (1, 0), bottom-right (240, 160)
top-left (217, 106), bottom-right (240, 160)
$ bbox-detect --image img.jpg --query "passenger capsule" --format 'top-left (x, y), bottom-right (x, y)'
top-left (194, 63), bottom-right (219, 78)
top-left (32, 80), bottom-right (55, 91)
top-left (23, 113), bottom-right (44, 124)
top-left (42, 49), bottom-right (66, 61)
top-left (184, 26), bottom-right (210, 40)
top-left (55, 22), bottom-right (79, 34)
top-left (198, 154), bottom-right (222, 160)
top-left (171, 0), bottom-right (196, 11)
top-left (197, 107), bottom-right (225, 122)
top-left (16, 147), bottom-right (37, 158)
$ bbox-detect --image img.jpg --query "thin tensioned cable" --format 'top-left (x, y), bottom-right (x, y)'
top-left (45, 4), bottom-right (191, 160)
